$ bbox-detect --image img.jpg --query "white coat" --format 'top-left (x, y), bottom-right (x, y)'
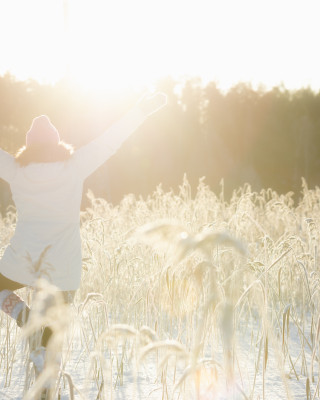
top-left (0, 108), bottom-right (145, 290)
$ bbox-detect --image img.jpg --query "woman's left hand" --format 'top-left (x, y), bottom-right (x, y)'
top-left (138, 92), bottom-right (167, 117)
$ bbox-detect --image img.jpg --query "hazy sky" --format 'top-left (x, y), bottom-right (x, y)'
top-left (0, 0), bottom-right (319, 92)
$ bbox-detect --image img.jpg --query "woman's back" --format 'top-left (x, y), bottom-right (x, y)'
top-left (1, 159), bottom-right (82, 290)
top-left (11, 160), bottom-right (83, 223)
top-left (0, 93), bottom-right (167, 290)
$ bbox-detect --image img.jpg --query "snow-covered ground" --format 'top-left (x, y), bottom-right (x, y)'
top-left (1, 315), bottom-right (318, 400)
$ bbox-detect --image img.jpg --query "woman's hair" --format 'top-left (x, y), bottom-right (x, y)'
top-left (15, 141), bottom-right (74, 166)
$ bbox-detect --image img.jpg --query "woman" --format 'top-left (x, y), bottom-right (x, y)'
top-left (0, 92), bottom-right (167, 383)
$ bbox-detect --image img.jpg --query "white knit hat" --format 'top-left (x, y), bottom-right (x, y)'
top-left (26, 115), bottom-right (60, 147)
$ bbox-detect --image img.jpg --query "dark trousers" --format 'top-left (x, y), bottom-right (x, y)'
top-left (0, 273), bottom-right (75, 302)
top-left (0, 273), bottom-right (74, 347)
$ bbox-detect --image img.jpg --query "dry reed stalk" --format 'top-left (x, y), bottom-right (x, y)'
top-left (2, 178), bottom-right (320, 398)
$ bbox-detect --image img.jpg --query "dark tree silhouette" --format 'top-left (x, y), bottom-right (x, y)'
top-left (1, 73), bottom-right (320, 211)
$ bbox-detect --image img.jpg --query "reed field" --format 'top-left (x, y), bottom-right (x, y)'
top-left (0, 176), bottom-right (320, 399)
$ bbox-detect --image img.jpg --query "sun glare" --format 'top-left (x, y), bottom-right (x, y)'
top-left (63, 0), bottom-right (186, 93)
top-left (0, 0), bottom-right (319, 93)
top-left (54, 0), bottom-right (320, 93)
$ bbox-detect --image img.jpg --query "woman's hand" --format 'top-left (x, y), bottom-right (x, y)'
top-left (138, 92), bottom-right (167, 117)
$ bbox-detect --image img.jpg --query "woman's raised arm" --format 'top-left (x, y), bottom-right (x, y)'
top-left (72, 93), bottom-right (167, 179)
top-left (0, 148), bottom-right (17, 183)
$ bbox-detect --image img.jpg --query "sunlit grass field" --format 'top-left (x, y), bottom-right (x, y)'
top-left (0, 176), bottom-right (319, 399)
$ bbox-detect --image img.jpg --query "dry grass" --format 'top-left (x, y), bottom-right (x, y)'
top-left (0, 176), bottom-right (320, 399)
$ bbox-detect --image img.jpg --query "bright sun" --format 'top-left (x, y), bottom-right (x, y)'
top-left (62, 0), bottom-right (260, 92)
top-left (62, 0), bottom-right (182, 92)
top-left (1, 0), bottom-right (320, 93)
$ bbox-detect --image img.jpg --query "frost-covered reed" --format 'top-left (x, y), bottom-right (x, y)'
top-left (0, 176), bottom-right (319, 399)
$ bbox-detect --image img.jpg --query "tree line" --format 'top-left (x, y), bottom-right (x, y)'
top-left (0, 73), bottom-right (320, 210)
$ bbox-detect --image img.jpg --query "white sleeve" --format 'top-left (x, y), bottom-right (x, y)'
top-left (0, 148), bottom-right (17, 183)
top-left (72, 108), bottom-right (146, 179)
